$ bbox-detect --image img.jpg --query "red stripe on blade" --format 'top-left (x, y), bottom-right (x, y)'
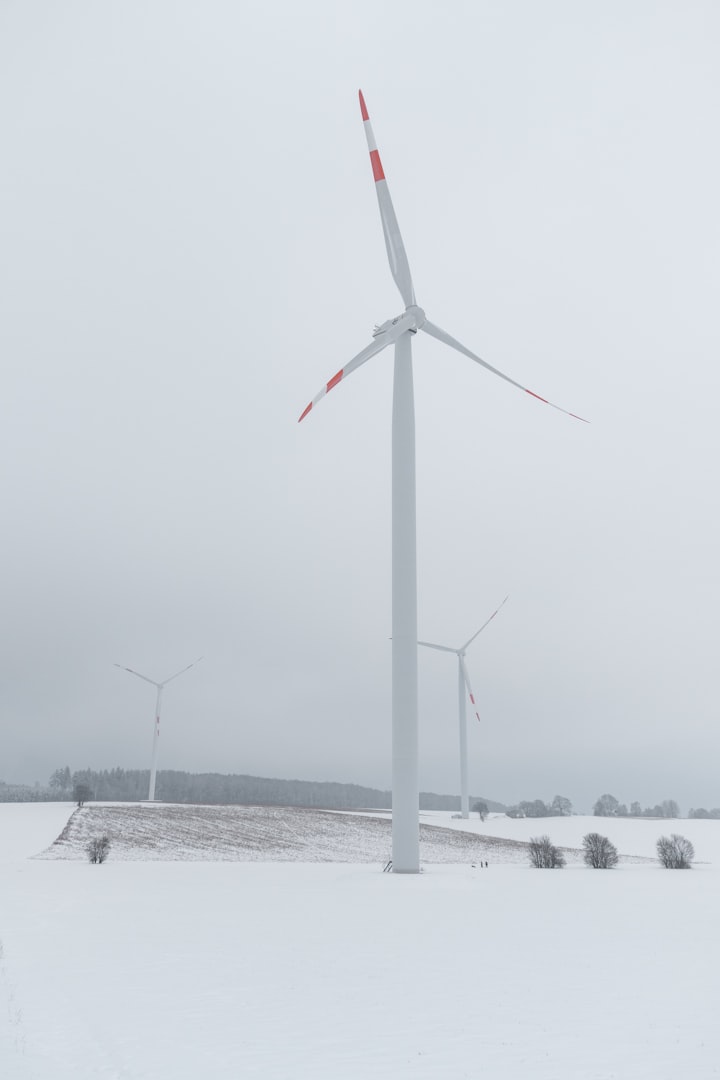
top-left (327, 370), bottom-right (344, 392)
top-left (359, 90), bottom-right (369, 121)
top-left (469, 694), bottom-right (476, 704)
top-left (525, 389), bottom-right (549, 404)
top-left (370, 149), bottom-right (385, 181)
top-left (298, 403), bottom-right (312, 423)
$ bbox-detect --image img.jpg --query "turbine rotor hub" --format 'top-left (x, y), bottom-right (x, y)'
top-left (372, 305), bottom-right (426, 339)
top-left (405, 304), bottom-right (426, 330)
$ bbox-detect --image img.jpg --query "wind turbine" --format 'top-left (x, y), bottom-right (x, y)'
top-left (419, 596), bottom-right (508, 820)
top-left (299, 91), bottom-right (585, 874)
top-left (115, 658), bottom-right (203, 801)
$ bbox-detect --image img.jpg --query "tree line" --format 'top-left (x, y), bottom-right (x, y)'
top-left (0, 780), bottom-right (57, 802)
top-left (505, 795), bottom-right (573, 818)
top-left (41, 766), bottom-right (506, 813)
top-left (593, 794), bottom-right (681, 818)
top-left (509, 794), bottom-right (720, 819)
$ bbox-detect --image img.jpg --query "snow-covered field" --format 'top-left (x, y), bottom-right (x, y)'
top-left (2, 803), bottom-right (719, 1079)
top-left (37, 803), bottom-right (545, 864)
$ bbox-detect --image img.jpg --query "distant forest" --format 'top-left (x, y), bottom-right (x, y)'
top-left (0, 767), bottom-right (507, 813)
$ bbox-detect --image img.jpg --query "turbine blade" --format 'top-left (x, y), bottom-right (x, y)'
top-left (359, 90), bottom-right (415, 308)
top-left (418, 640), bottom-right (458, 654)
top-left (421, 321), bottom-right (588, 423)
top-left (461, 595), bottom-right (509, 652)
top-left (162, 657), bottom-right (203, 687)
top-left (298, 334), bottom-right (392, 421)
top-left (114, 663), bottom-right (159, 688)
top-left (459, 656), bottom-right (481, 723)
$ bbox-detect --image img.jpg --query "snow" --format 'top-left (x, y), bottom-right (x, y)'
top-left (426, 809), bottom-right (720, 863)
top-left (2, 803), bottom-right (720, 1079)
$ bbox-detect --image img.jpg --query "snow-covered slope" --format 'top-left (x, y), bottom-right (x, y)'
top-left (37, 802), bottom-right (535, 863)
top-left (35, 803), bottom-right (713, 865)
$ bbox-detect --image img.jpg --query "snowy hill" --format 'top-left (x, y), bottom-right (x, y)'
top-left (37, 802), bottom-right (535, 863)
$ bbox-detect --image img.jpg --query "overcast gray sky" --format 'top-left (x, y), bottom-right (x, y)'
top-left (2, 1), bottom-right (719, 812)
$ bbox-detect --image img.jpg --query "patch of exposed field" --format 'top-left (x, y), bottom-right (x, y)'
top-left (36, 803), bottom-right (540, 863)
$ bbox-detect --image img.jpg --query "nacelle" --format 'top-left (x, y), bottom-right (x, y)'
top-left (372, 305), bottom-right (426, 339)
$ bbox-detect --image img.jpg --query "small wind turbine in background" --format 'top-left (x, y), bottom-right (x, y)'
top-left (300, 90), bottom-right (585, 873)
top-left (115, 658), bottom-right (203, 801)
top-left (419, 597), bottom-right (508, 820)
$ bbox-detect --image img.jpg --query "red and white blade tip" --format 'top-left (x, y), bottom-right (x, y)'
top-left (298, 369), bottom-right (345, 422)
top-left (524, 389), bottom-right (588, 423)
top-left (359, 90), bottom-right (385, 182)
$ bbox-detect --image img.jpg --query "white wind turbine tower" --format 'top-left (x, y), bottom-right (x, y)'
top-left (115, 658), bottom-right (203, 801)
top-left (419, 596), bottom-right (508, 820)
top-left (299, 91), bottom-right (585, 874)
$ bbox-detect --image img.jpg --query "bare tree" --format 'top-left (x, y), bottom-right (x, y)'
top-left (472, 800), bottom-right (489, 821)
top-left (582, 832), bottom-right (619, 869)
top-left (551, 795), bottom-right (573, 817)
top-left (528, 835), bottom-right (566, 868)
top-left (656, 834), bottom-right (694, 869)
top-left (87, 835), bottom-right (111, 864)
top-left (74, 782), bottom-right (93, 808)
top-left (593, 793), bottom-right (620, 817)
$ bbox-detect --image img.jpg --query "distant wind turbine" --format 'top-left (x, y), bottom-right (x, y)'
top-left (299, 91), bottom-right (585, 873)
top-left (419, 597), bottom-right (508, 820)
top-left (115, 658), bottom-right (203, 801)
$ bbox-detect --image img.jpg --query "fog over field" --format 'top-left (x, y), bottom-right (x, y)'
top-left (3, 3), bottom-right (720, 812)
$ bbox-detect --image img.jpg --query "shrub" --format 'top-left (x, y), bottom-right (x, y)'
top-left (582, 832), bottom-right (619, 869)
top-left (656, 834), bottom-right (694, 869)
top-left (87, 835), bottom-right (111, 864)
top-left (528, 835), bottom-right (565, 869)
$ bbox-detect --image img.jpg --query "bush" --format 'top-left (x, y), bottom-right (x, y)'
top-left (528, 835), bottom-right (565, 869)
top-left (656, 834), bottom-right (694, 869)
top-left (582, 832), bottom-right (619, 869)
top-left (87, 835), bottom-right (111, 864)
